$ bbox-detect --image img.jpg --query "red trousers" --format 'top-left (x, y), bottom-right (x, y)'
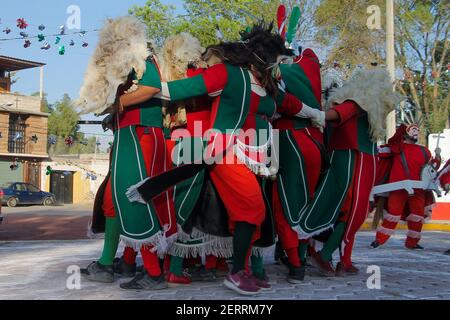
top-left (208, 156), bottom-right (265, 240)
top-left (376, 189), bottom-right (426, 248)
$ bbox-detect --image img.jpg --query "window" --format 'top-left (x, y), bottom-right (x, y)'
top-left (13, 183), bottom-right (26, 191)
top-left (8, 114), bottom-right (27, 154)
top-left (27, 184), bottom-right (40, 192)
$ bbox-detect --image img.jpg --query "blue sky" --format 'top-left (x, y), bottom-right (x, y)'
top-left (0, 0), bottom-right (184, 146)
top-left (0, 0), bottom-right (184, 103)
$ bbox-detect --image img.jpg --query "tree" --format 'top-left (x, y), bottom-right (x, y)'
top-left (394, 0), bottom-right (449, 138)
top-left (130, 0), bottom-right (283, 47)
top-left (313, 0), bottom-right (449, 144)
top-left (314, 0), bottom-right (386, 72)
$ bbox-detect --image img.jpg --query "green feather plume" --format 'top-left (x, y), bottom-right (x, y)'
top-left (286, 6), bottom-right (301, 44)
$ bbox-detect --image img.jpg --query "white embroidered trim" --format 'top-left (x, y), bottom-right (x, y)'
top-left (406, 214), bottom-right (425, 223)
top-left (406, 230), bottom-right (422, 239)
top-left (384, 211), bottom-right (401, 222)
top-left (377, 226), bottom-right (396, 236)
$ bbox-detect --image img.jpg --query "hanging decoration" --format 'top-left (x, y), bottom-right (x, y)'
top-left (38, 34), bottom-right (45, 41)
top-left (38, 24), bottom-right (46, 31)
top-left (46, 166), bottom-right (53, 176)
top-left (55, 36), bottom-right (61, 44)
top-left (69, 40), bottom-right (75, 46)
top-left (30, 134), bottom-right (38, 143)
top-left (59, 25), bottom-right (65, 35)
top-left (82, 41), bottom-right (89, 48)
top-left (16, 18), bottom-right (28, 29)
top-left (79, 140), bottom-right (88, 146)
top-left (41, 42), bottom-right (51, 50)
top-left (13, 132), bottom-right (23, 142)
top-left (65, 136), bottom-right (74, 146)
top-left (79, 30), bottom-right (86, 37)
top-left (24, 39), bottom-right (31, 48)
top-left (3, 28), bottom-right (11, 34)
top-left (19, 32), bottom-right (28, 38)
top-left (48, 135), bottom-right (57, 145)
top-left (58, 45), bottom-right (65, 55)
top-left (10, 161), bottom-right (19, 171)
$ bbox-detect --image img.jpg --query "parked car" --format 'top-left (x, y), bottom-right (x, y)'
top-left (0, 182), bottom-right (56, 207)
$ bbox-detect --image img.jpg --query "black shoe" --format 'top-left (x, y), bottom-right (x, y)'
top-left (370, 241), bottom-right (382, 249)
top-left (120, 271), bottom-right (168, 290)
top-left (81, 261), bottom-right (114, 283)
top-left (444, 249), bottom-right (450, 256)
top-left (113, 257), bottom-right (137, 278)
top-left (407, 244), bottom-right (424, 250)
top-left (274, 241), bottom-right (289, 267)
top-left (287, 265), bottom-right (306, 284)
top-left (189, 266), bottom-right (216, 282)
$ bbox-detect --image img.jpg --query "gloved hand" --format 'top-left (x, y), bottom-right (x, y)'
top-left (296, 104), bottom-right (326, 130)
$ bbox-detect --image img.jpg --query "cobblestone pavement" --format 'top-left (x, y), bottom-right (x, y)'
top-left (0, 231), bottom-right (449, 300)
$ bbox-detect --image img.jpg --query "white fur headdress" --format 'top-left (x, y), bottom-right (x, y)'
top-left (76, 16), bottom-right (151, 115)
top-left (157, 32), bottom-right (205, 82)
top-left (328, 68), bottom-right (405, 142)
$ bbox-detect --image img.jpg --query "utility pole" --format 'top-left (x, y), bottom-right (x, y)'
top-left (385, 0), bottom-right (396, 141)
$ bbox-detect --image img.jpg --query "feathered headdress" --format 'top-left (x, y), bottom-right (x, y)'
top-left (76, 16), bottom-right (151, 115)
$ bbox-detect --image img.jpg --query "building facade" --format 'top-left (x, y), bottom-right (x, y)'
top-left (0, 55), bottom-right (48, 187)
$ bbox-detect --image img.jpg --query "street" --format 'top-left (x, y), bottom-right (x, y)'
top-left (0, 204), bottom-right (92, 241)
top-left (0, 231), bottom-right (449, 300)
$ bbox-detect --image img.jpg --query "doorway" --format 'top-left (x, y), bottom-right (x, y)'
top-left (50, 171), bottom-right (74, 204)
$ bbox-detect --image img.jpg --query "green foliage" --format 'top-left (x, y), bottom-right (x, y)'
top-left (130, 0), bottom-right (280, 47)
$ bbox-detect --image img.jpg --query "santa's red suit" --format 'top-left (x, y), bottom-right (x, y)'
top-left (438, 160), bottom-right (450, 192)
top-left (374, 125), bottom-right (437, 249)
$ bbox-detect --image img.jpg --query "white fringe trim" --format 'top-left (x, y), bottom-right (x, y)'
top-left (86, 220), bottom-right (105, 239)
top-left (384, 211), bottom-right (401, 222)
top-left (125, 177), bottom-right (150, 204)
top-left (297, 224), bottom-right (334, 240)
top-left (406, 214), bottom-right (425, 223)
top-left (120, 230), bottom-right (178, 258)
top-left (170, 224), bottom-right (233, 258)
top-left (407, 230), bottom-right (421, 239)
top-left (169, 237), bottom-right (233, 259)
top-left (377, 226), bottom-right (396, 236)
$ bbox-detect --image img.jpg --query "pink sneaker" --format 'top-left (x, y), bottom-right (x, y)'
top-left (224, 271), bottom-right (261, 296)
top-left (251, 274), bottom-right (271, 290)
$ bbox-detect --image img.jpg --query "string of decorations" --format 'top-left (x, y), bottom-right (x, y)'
top-left (45, 160), bottom-right (107, 181)
top-left (0, 17), bottom-right (98, 55)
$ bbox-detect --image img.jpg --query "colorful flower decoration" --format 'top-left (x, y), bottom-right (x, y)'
top-left (58, 46), bottom-right (65, 55)
top-left (24, 40), bottom-right (31, 48)
top-left (38, 34), bottom-right (45, 42)
top-left (65, 136), bottom-right (74, 146)
top-left (16, 18), bottom-right (28, 29)
top-left (82, 42), bottom-right (89, 48)
top-left (38, 24), bottom-right (46, 31)
top-left (30, 134), bottom-right (38, 143)
top-left (3, 28), bottom-right (11, 34)
top-left (48, 135), bottom-right (57, 145)
top-left (55, 36), bottom-right (61, 44)
top-left (69, 40), bottom-right (75, 46)
top-left (46, 166), bottom-right (53, 176)
top-left (19, 32), bottom-right (28, 38)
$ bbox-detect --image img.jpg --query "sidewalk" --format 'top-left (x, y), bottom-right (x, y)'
top-left (0, 231), bottom-right (449, 300)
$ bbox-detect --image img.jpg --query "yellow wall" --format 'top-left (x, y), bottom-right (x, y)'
top-left (73, 171), bottom-right (92, 204)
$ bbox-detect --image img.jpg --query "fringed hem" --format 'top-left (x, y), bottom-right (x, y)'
top-left (125, 177), bottom-right (150, 204)
top-left (119, 231), bottom-right (178, 258)
top-left (169, 237), bottom-right (233, 258)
